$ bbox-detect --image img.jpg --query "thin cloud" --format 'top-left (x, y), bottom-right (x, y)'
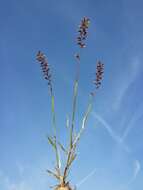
top-left (91, 111), bottom-right (130, 153)
top-left (0, 171), bottom-right (31, 190)
top-left (113, 57), bottom-right (141, 110)
top-left (133, 160), bottom-right (141, 180)
top-left (91, 112), bottom-right (141, 188)
top-left (122, 160), bottom-right (141, 190)
top-left (122, 103), bottom-right (143, 140)
top-left (76, 168), bottom-right (96, 188)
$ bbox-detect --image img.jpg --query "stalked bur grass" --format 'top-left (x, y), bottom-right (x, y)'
top-left (36, 17), bottom-right (104, 190)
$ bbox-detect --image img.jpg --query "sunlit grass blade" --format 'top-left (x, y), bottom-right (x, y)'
top-left (47, 136), bottom-right (56, 149)
top-left (46, 169), bottom-right (61, 180)
top-left (73, 95), bottom-right (93, 147)
top-left (70, 80), bottom-right (78, 147)
top-left (51, 94), bottom-right (61, 172)
top-left (58, 142), bottom-right (68, 154)
top-left (68, 153), bottom-right (77, 168)
top-left (51, 95), bottom-right (56, 134)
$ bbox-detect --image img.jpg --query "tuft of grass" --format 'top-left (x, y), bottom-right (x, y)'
top-left (36, 17), bottom-right (104, 190)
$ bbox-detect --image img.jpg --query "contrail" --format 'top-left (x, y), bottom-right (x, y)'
top-left (91, 111), bottom-right (130, 153)
top-left (76, 168), bottom-right (96, 188)
top-left (75, 112), bottom-right (129, 189)
top-left (122, 108), bottom-right (143, 140)
top-left (92, 112), bottom-right (141, 186)
top-left (122, 159), bottom-right (141, 189)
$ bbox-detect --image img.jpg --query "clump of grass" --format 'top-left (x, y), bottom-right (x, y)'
top-left (36, 17), bottom-right (104, 190)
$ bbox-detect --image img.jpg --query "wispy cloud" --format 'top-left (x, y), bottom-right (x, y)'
top-left (0, 161), bottom-right (49, 190)
top-left (91, 112), bottom-right (141, 187)
top-left (76, 168), bottom-right (96, 188)
top-left (91, 111), bottom-right (130, 153)
top-left (113, 57), bottom-right (141, 110)
top-left (0, 171), bottom-right (32, 190)
top-left (121, 160), bottom-right (141, 190)
top-left (133, 160), bottom-right (141, 180)
top-left (122, 102), bottom-right (143, 140)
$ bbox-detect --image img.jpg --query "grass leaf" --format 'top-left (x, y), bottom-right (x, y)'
top-left (58, 142), bottom-right (68, 154)
top-left (47, 136), bottom-right (56, 149)
top-left (46, 169), bottom-right (60, 180)
top-left (73, 95), bottom-right (93, 147)
top-left (68, 153), bottom-right (77, 167)
top-left (70, 80), bottom-right (78, 147)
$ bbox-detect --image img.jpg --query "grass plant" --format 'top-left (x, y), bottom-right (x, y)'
top-left (36, 17), bottom-right (104, 190)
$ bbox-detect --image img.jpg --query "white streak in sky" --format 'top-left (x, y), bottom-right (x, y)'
top-left (91, 112), bottom-right (130, 153)
top-left (133, 160), bottom-right (141, 180)
top-left (124, 160), bottom-right (141, 189)
top-left (0, 171), bottom-right (31, 190)
top-left (122, 103), bottom-right (143, 140)
top-left (91, 112), bottom-right (141, 187)
top-left (76, 168), bottom-right (96, 188)
top-left (114, 57), bottom-right (141, 110)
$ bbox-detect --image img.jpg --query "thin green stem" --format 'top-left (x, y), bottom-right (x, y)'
top-left (51, 91), bottom-right (61, 175)
top-left (63, 52), bottom-right (81, 182)
top-left (70, 51), bottom-right (81, 148)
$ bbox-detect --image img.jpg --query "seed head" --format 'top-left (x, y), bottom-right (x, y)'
top-left (36, 51), bottom-right (53, 93)
top-left (77, 17), bottom-right (90, 48)
top-left (94, 61), bottom-right (104, 89)
top-left (91, 61), bottom-right (104, 96)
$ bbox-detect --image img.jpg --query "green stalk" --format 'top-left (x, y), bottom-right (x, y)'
top-left (73, 94), bottom-right (93, 147)
top-left (63, 57), bottom-right (80, 182)
top-left (70, 79), bottom-right (78, 148)
top-left (69, 52), bottom-right (81, 148)
top-left (63, 95), bottom-right (93, 182)
top-left (51, 92), bottom-right (61, 174)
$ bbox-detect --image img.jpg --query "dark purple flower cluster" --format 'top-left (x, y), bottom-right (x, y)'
top-left (77, 17), bottom-right (90, 48)
top-left (94, 61), bottom-right (104, 89)
top-left (36, 51), bottom-right (52, 92)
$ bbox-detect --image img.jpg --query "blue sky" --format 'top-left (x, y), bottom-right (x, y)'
top-left (0, 0), bottom-right (143, 189)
